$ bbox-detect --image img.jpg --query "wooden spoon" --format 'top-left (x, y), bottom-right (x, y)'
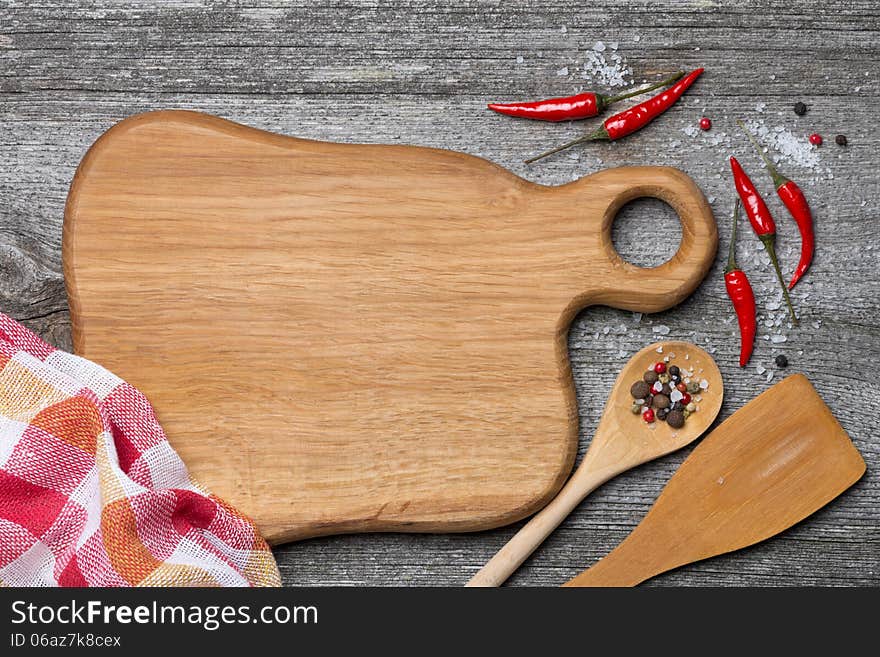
top-left (466, 341), bottom-right (722, 587)
top-left (564, 373), bottom-right (866, 586)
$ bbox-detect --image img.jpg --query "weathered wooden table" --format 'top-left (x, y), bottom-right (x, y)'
top-left (1, 1), bottom-right (877, 586)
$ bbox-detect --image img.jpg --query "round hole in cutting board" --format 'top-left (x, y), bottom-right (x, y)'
top-left (611, 197), bottom-right (682, 268)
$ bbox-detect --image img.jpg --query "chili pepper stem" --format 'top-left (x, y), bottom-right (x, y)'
top-left (525, 128), bottom-right (607, 164)
top-left (725, 201), bottom-right (741, 273)
top-left (603, 72), bottom-right (685, 105)
top-left (736, 120), bottom-right (787, 189)
top-left (759, 234), bottom-right (799, 325)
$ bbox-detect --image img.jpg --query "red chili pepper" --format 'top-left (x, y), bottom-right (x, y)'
top-left (525, 68), bottom-right (704, 163)
top-left (729, 156), bottom-right (798, 325)
top-left (738, 121), bottom-right (814, 289)
top-left (487, 72), bottom-right (684, 122)
top-left (724, 201), bottom-right (757, 367)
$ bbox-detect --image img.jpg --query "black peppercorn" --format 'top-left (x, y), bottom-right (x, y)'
top-left (652, 394), bottom-right (671, 410)
top-left (670, 373), bottom-right (681, 384)
top-left (835, 134), bottom-right (847, 146)
top-left (667, 410), bottom-right (685, 429)
top-left (630, 380), bottom-right (651, 399)
top-left (794, 102), bottom-right (807, 116)
top-left (644, 370), bottom-right (659, 385)
top-left (668, 365), bottom-right (680, 377)
top-left (775, 354), bottom-right (789, 368)
top-left (656, 407), bottom-right (669, 421)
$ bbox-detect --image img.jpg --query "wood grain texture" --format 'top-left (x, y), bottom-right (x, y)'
top-left (0, 0), bottom-right (877, 585)
top-left (566, 374), bottom-right (865, 585)
top-left (63, 110), bottom-right (715, 544)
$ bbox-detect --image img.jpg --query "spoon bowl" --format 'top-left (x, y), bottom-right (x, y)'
top-left (466, 341), bottom-right (722, 586)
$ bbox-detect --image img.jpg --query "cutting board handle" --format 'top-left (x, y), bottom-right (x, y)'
top-left (564, 166), bottom-right (717, 315)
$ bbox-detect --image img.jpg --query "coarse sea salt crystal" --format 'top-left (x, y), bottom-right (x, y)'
top-left (593, 41), bottom-right (606, 52)
top-left (756, 365), bottom-right (766, 374)
top-left (653, 381), bottom-right (663, 393)
top-left (632, 312), bottom-right (643, 323)
top-left (699, 379), bottom-right (709, 390)
top-left (516, 55), bottom-right (524, 64)
top-left (653, 325), bottom-right (671, 335)
top-left (670, 390), bottom-right (684, 402)
top-left (656, 346), bottom-right (663, 353)
top-left (771, 334), bottom-right (787, 343)
top-left (633, 34), bottom-right (641, 42)
top-left (766, 371), bottom-right (774, 382)
top-left (581, 48), bottom-right (632, 87)
top-left (557, 66), bottom-right (569, 76)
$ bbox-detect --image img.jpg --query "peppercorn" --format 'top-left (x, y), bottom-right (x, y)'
top-left (644, 370), bottom-right (659, 385)
top-left (676, 382), bottom-right (687, 393)
top-left (654, 362), bottom-right (667, 374)
top-left (670, 373), bottom-right (681, 384)
top-left (658, 373), bottom-right (670, 384)
top-left (775, 354), bottom-right (789, 368)
top-left (671, 401), bottom-right (683, 412)
top-left (631, 402), bottom-right (642, 414)
top-left (682, 409), bottom-right (691, 419)
top-left (699, 117), bottom-right (711, 131)
top-left (661, 383), bottom-right (672, 396)
top-left (686, 381), bottom-right (700, 394)
top-left (642, 407), bottom-right (655, 423)
top-left (668, 365), bottom-right (680, 377)
top-left (630, 380), bottom-right (651, 399)
top-left (794, 102), bottom-right (807, 116)
top-left (686, 401), bottom-right (696, 412)
top-left (652, 394), bottom-right (670, 410)
top-left (835, 134), bottom-right (847, 146)
top-left (809, 133), bottom-right (823, 146)
top-left (667, 410), bottom-right (685, 428)
top-left (644, 394), bottom-right (653, 408)
top-left (681, 392), bottom-right (692, 405)
top-left (656, 407), bottom-right (669, 421)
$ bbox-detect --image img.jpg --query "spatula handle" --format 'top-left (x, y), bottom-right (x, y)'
top-left (466, 463), bottom-right (610, 587)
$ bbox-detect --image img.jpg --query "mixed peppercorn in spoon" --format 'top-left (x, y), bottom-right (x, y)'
top-left (629, 358), bottom-right (709, 427)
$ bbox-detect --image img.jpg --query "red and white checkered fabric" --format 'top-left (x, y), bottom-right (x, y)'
top-left (0, 312), bottom-right (280, 586)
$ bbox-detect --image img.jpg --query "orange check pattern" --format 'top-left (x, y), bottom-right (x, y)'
top-left (0, 312), bottom-right (280, 586)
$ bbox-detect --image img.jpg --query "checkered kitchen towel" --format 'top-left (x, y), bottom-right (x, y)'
top-left (0, 312), bottom-right (280, 586)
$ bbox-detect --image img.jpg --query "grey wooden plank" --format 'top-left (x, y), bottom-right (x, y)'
top-left (0, 0), bottom-right (877, 586)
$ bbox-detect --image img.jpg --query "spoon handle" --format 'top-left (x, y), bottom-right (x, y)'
top-left (466, 458), bottom-right (611, 587)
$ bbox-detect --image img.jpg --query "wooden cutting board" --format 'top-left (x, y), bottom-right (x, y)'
top-left (63, 110), bottom-right (717, 544)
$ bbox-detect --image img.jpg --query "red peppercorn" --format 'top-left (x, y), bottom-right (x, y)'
top-left (654, 362), bottom-right (667, 374)
top-left (676, 382), bottom-right (687, 392)
top-left (642, 407), bottom-right (655, 423)
top-left (681, 392), bottom-right (692, 405)
top-left (699, 117), bottom-right (712, 131)
top-left (809, 133), bottom-right (823, 146)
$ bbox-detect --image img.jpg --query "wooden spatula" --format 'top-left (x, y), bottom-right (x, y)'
top-left (565, 374), bottom-right (866, 586)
